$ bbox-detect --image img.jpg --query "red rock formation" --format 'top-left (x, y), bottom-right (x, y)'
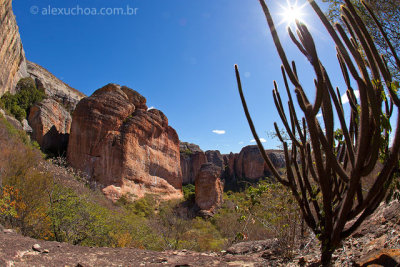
top-left (205, 150), bottom-right (224, 169)
top-left (195, 163), bottom-right (223, 214)
top-left (180, 142), bottom-right (207, 185)
top-left (0, 0), bottom-right (28, 95)
top-left (67, 84), bottom-right (182, 201)
top-left (180, 144), bottom-right (285, 185)
top-left (224, 152), bottom-right (237, 179)
top-left (28, 99), bottom-right (72, 154)
top-left (235, 145), bottom-right (285, 180)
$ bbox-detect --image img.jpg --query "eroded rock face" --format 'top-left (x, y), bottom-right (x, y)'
top-left (205, 150), bottom-right (224, 169)
top-left (27, 61), bottom-right (85, 112)
top-left (180, 142), bottom-right (207, 185)
top-left (0, 0), bottom-right (28, 95)
top-left (67, 84), bottom-right (182, 201)
top-left (235, 146), bottom-right (285, 180)
top-left (223, 152), bottom-right (237, 179)
top-left (195, 163), bottom-right (223, 214)
top-left (28, 99), bottom-right (72, 154)
top-left (180, 144), bottom-right (285, 185)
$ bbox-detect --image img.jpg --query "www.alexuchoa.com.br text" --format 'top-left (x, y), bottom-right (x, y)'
top-left (30, 5), bottom-right (138, 16)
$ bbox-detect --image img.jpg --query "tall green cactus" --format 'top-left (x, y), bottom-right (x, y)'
top-left (236, 0), bottom-right (400, 265)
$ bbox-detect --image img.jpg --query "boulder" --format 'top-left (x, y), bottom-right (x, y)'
top-left (226, 239), bottom-right (279, 255)
top-left (67, 84), bottom-right (182, 201)
top-left (21, 119), bottom-right (32, 134)
top-left (180, 142), bottom-right (207, 185)
top-left (28, 98), bottom-right (71, 154)
top-left (3, 113), bottom-right (22, 131)
top-left (195, 163), bottom-right (223, 214)
top-left (357, 249), bottom-right (400, 267)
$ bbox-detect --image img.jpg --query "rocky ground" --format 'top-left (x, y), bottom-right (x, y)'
top-left (1, 200), bottom-right (399, 266)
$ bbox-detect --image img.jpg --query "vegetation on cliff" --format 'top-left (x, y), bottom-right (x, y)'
top-left (0, 77), bottom-right (45, 121)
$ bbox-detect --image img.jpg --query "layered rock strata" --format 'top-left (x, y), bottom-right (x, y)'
top-left (67, 83), bottom-right (182, 201)
top-left (0, 0), bottom-right (28, 95)
top-left (27, 61), bottom-right (85, 112)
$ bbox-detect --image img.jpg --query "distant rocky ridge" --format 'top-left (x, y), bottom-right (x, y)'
top-left (180, 143), bottom-right (285, 187)
top-left (67, 84), bottom-right (182, 201)
top-left (0, 0), bottom-right (28, 95)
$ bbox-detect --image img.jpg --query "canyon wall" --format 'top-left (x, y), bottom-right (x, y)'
top-left (180, 144), bottom-right (285, 185)
top-left (0, 0), bottom-right (28, 95)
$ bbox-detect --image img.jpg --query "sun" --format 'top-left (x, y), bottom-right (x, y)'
top-left (279, 0), bottom-right (307, 26)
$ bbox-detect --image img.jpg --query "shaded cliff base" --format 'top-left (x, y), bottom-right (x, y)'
top-left (1, 200), bottom-right (399, 266)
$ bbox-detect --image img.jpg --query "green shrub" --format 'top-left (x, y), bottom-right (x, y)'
top-left (0, 77), bottom-right (45, 121)
top-left (182, 184), bottom-right (195, 201)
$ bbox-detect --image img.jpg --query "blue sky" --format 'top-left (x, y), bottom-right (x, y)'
top-left (13, 0), bottom-right (355, 154)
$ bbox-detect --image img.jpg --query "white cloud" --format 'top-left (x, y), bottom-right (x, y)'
top-left (238, 141), bottom-right (244, 145)
top-left (147, 106), bottom-right (155, 111)
top-left (341, 90), bottom-right (360, 104)
top-left (316, 113), bottom-right (323, 118)
top-left (250, 138), bottom-right (266, 143)
top-left (244, 72), bottom-right (251, 78)
top-left (212, 130), bottom-right (226, 135)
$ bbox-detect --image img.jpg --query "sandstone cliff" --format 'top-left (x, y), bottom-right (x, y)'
top-left (180, 142), bottom-right (207, 185)
top-left (180, 144), bottom-right (285, 185)
top-left (67, 84), bottom-right (182, 201)
top-left (28, 98), bottom-right (72, 154)
top-left (25, 62), bottom-right (85, 154)
top-left (0, 0), bottom-right (28, 95)
top-left (27, 61), bottom-right (85, 112)
top-left (233, 145), bottom-right (285, 180)
top-left (195, 163), bottom-right (224, 215)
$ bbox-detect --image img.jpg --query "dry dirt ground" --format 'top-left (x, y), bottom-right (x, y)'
top-left (0, 200), bottom-right (399, 266)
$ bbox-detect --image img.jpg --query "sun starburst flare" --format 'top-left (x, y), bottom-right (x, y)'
top-left (278, 0), bottom-right (307, 26)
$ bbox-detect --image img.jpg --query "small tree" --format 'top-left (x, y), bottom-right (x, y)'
top-left (236, 0), bottom-right (400, 265)
top-left (322, 0), bottom-right (400, 81)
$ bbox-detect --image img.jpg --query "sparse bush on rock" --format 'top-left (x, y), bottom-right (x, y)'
top-left (0, 77), bottom-right (45, 121)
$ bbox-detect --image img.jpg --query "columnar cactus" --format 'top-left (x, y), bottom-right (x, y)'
top-left (236, 0), bottom-right (400, 265)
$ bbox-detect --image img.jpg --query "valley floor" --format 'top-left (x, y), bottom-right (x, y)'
top-left (1, 200), bottom-right (399, 267)
top-left (0, 229), bottom-right (266, 267)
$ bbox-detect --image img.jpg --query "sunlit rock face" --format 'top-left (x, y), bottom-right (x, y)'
top-left (180, 142), bottom-right (207, 185)
top-left (233, 145), bottom-right (285, 180)
top-left (181, 144), bottom-right (286, 186)
top-left (67, 84), bottom-right (182, 201)
top-left (195, 163), bottom-right (224, 215)
top-left (28, 98), bottom-right (72, 154)
top-left (0, 0), bottom-right (28, 95)
top-left (27, 61), bottom-right (86, 112)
